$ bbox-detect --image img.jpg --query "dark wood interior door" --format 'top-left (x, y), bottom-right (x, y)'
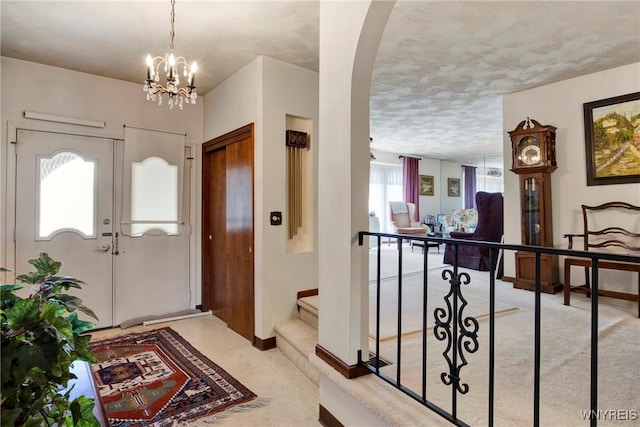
top-left (202, 124), bottom-right (254, 341)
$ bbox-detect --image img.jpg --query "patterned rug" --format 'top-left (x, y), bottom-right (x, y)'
top-left (88, 327), bottom-right (258, 426)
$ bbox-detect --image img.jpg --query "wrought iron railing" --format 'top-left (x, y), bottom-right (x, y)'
top-left (357, 231), bottom-right (640, 427)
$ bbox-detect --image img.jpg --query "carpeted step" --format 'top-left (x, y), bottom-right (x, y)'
top-left (274, 318), bottom-right (319, 385)
top-left (297, 295), bottom-right (318, 329)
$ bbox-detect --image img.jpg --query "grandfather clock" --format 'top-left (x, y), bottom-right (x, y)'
top-left (509, 117), bottom-right (561, 293)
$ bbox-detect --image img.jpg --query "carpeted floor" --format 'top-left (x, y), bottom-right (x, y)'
top-left (369, 244), bottom-right (517, 340)
top-left (89, 327), bottom-right (262, 426)
top-left (367, 249), bottom-right (640, 427)
top-left (369, 243), bottom-right (446, 279)
top-left (89, 316), bottom-right (320, 426)
top-left (369, 270), bottom-right (517, 340)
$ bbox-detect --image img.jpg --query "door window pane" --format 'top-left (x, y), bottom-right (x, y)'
top-left (131, 157), bottom-right (178, 235)
top-left (38, 151), bottom-right (95, 239)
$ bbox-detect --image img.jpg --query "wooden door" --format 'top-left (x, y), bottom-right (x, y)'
top-left (202, 124), bottom-right (254, 341)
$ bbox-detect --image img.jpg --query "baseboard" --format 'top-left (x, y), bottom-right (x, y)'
top-left (315, 345), bottom-right (370, 379)
top-left (501, 275), bottom-right (515, 283)
top-left (253, 336), bottom-right (277, 351)
top-left (319, 404), bottom-right (344, 427)
top-left (297, 288), bottom-right (319, 299)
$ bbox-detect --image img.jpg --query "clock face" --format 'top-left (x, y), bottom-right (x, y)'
top-left (521, 145), bottom-right (541, 165)
top-left (518, 136), bottom-right (541, 166)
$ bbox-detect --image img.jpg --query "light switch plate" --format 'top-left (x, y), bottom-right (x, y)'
top-left (270, 211), bottom-right (282, 225)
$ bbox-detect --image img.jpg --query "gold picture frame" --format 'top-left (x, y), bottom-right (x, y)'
top-left (584, 91), bottom-right (640, 186)
top-left (419, 174), bottom-right (434, 196)
top-left (447, 178), bottom-right (461, 197)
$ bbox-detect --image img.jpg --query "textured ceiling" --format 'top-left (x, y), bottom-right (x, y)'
top-left (2, 1), bottom-right (639, 169)
top-left (370, 1), bottom-right (640, 166)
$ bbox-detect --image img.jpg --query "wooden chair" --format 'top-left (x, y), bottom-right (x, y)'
top-left (563, 201), bottom-right (640, 317)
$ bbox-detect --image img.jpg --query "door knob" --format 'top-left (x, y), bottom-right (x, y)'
top-left (96, 244), bottom-right (111, 252)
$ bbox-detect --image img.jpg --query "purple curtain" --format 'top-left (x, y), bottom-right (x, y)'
top-left (463, 165), bottom-right (477, 209)
top-left (402, 156), bottom-right (420, 221)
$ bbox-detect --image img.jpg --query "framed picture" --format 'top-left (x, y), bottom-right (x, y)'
top-left (584, 92), bottom-right (640, 186)
top-left (447, 178), bottom-right (461, 197)
top-left (419, 174), bottom-right (434, 196)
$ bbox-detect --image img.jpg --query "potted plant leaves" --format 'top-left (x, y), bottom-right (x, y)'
top-left (1, 252), bottom-right (100, 426)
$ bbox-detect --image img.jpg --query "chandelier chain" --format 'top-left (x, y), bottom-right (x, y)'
top-left (169, 0), bottom-right (175, 51)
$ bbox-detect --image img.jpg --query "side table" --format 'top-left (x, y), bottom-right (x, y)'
top-left (410, 232), bottom-right (442, 254)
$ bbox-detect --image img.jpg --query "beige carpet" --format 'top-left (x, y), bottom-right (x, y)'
top-left (370, 269), bottom-right (640, 427)
top-left (369, 270), bottom-right (518, 341)
top-left (369, 243), bottom-right (445, 280)
top-left (369, 245), bottom-right (517, 340)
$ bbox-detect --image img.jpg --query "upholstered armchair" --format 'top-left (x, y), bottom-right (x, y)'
top-left (443, 192), bottom-right (504, 271)
top-left (389, 202), bottom-right (427, 237)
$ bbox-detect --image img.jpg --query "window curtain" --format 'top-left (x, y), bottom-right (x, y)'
top-left (369, 163), bottom-right (402, 233)
top-left (463, 165), bottom-right (477, 209)
top-left (402, 156), bottom-right (420, 221)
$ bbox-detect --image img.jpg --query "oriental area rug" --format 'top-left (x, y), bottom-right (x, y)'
top-left (88, 327), bottom-right (259, 426)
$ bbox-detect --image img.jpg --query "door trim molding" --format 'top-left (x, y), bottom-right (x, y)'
top-left (202, 124), bottom-right (253, 152)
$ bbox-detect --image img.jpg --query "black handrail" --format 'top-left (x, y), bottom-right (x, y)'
top-left (357, 231), bottom-right (640, 427)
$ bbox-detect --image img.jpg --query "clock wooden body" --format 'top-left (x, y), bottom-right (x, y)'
top-left (509, 118), bottom-right (561, 293)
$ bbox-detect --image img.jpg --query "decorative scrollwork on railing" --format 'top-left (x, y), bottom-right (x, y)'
top-left (434, 268), bottom-right (480, 394)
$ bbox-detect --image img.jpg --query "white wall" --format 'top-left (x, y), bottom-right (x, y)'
top-left (202, 56), bottom-right (319, 339)
top-left (261, 57), bottom-right (319, 336)
top-left (318, 0), bottom-right (395, 368)
top-left (502, 62), bottom-right (640, 285)
top-left (1, 57), bottom-right (203, 301)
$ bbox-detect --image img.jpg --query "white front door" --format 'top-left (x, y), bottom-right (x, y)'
top-left (15, 130), bottom-right (115, 328)
top-left (14, 128), bottom-right (192, 329)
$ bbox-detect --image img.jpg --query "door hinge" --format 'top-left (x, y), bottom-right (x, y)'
top-left (13, 229), bottom-right (17, 242)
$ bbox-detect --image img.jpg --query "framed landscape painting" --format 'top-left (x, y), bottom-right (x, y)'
top-left (420, 175), bottom-right (434, 196)
top-left (447, 178), bottom-right (461, 197)
top-left (584, 92), bottom-right (640, 186)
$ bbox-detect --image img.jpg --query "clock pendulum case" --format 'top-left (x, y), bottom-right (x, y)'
top-left (508, 117), bottom-right (562, 293)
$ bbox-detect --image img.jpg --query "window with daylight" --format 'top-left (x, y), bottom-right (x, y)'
top-left (130, 157), bottom-right (179, 236)
top-left (38, 151), bottom-right (96, 239)
top-left (369, 162), bottom-right (403, 233)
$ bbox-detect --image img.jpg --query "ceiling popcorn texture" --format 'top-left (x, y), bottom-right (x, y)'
top-left (1, 1), bottom-right (638, 167)
top-left (370, 1), bottom-right (640, 165)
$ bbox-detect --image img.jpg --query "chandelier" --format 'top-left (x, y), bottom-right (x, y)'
top-left (143, 0), bottom-right (197, 110)
top-left (486, 168), bottom-right (503, 177)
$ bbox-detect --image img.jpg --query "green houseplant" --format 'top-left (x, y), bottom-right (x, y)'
top-left (1, 253), bottom-right (100, 426)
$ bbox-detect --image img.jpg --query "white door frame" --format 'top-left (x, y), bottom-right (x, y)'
top-left (3, 120), bottom-right (197, 325)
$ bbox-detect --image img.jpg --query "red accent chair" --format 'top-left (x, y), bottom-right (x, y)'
top-left (443, 192), bottom-right (504, 271)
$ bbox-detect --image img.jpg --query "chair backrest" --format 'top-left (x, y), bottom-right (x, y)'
top-left (389, 201), bottom-right (416, 228)
top-left (471, 191), bottom-right (504, 242)
top-left (581, 202), bottom-right (640, 254)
